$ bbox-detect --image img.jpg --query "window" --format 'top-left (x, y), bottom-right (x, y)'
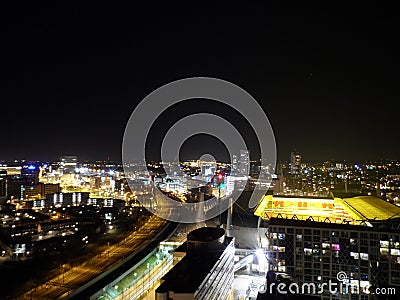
top-left (391, 249), bottom-right (400, 256)
top-left (369, 233), bottom-right (378, 239)
top-left (350, 232), bottom-right (359, 238)
top-left (380, 240), bottom-right (389, 248)
top-left (390, 241), bottom-right (400, 249)
top-left (380, 248), bottom-right (389, 255)
top-left (304, 248), bottom-right (312, 255)
top-left (350, 252), bottom-right (359, 259)
top-left (322, 243), bottom-right (330, 249)
top-left (313, 263), bottom-right (321, 269)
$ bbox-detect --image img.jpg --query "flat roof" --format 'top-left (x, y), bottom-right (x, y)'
top-left (187, 227), bottom-right (224, 242)
top-left (156, 241), bottom-right (227, 294)
top-left (255, 194), bottom-right (400, 222)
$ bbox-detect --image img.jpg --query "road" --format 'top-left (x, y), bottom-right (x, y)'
top-left (18, 215), bottom-right (166, 300)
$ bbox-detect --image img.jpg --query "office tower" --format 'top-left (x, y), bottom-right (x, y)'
top-left (290, 151), bottom-right (301, 175)
top-left (60, 156), bottom-right (77, 174)
top-left (231, 154), bottom-right (238, 175)
top-left (239, 150), bottom-right (250, 176)
top-left (0, 171), bottom-right (7, 197)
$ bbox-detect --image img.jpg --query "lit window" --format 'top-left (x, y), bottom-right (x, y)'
top-left (390, 249), bottom-right (400, 256)
top-left (350, 252), bottom-right (359, 259)
top-left (380, 240), bottom-right (389, 248)
top-left (380, 248), bottom-right (389, 255)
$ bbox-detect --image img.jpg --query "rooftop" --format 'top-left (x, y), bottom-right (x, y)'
top-left (341, 196), bottom-right (400, 220)
top-left (187, 226), bottom-right (224, 242)
top-left (156, 244), bottom-right (225, 294)
top-left (268, 217), bottom-right (400, 233)
top-left (254, 194), bottom-right (400, 223)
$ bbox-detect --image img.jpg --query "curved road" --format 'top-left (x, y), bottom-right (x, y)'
top-left (18, 215), bottom-right (166, 300)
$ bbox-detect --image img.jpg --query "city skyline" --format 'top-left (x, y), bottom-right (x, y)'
top-left (2, 3), bottom-right (400, 299)
top-left (2, 3), bottom-right (399, 163)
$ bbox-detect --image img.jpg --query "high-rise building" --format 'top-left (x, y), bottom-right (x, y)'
top-left (231, 154), bottom-right (238, 175)
top-left (59, 156), bottom-right (77, 174)
top-left (239, 150), bottom-right (250, 176)
top-left (22, 183), bottom-right (60, 199)
top-left (290, 151), bottom-right (301, 175)
top-left (155, 227), bottom-right (235, 300)
top-left (0, 171), bottom-right (7, 198)
top-left (266, 218), bottom-right (400, 299)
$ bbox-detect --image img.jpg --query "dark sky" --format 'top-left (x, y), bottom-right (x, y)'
top-left (1, 2), bottom-right (399, 163)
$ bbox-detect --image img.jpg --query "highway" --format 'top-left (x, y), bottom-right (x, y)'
top-left (96, 222), bottom-right (201, 300)
top-left (18, 215), bottom-right (167, 300)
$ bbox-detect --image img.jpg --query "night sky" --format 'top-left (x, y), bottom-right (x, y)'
top-left (2, 3), bottom-right (399, 163)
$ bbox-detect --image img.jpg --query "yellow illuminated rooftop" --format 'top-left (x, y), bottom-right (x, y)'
top-left (340, 196), bottom-right (400, 220)
top-left (254, 195), bottom-right (400, 224)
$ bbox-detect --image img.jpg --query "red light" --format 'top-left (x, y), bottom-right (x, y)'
top-left (218, 174), bottom-right (223, 180)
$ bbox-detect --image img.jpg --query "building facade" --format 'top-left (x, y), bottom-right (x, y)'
top-left (290, 151), bottom-right (301, 175)
top-left (60, 156), bottom-right (77, 174)
top-left (266, 218), bottom-right (400, 299)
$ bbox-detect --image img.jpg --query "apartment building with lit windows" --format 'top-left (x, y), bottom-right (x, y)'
top-left (266, 218), bottom-right (400, 300)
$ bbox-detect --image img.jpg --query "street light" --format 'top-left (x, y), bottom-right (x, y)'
top-left (60, 264), bottom-right (65, 284)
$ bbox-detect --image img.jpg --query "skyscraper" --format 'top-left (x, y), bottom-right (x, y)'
top-left (231, 154), bottom-right (238, 175)
top-left (238, 150), bottom-right (250, 176)
top-left (290, 151), bottom-right (301, 175)
top-left (59, 156), bottom-right (77, 174)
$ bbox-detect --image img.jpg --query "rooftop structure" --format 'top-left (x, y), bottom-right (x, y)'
top-left (254, 195), bottom-right (400, 225)
top-left (155, 227), bottom-right (235, 300)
